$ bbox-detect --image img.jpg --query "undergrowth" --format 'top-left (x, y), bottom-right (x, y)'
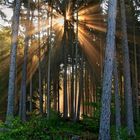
top-left (0, 112), bottom-right (98, 140)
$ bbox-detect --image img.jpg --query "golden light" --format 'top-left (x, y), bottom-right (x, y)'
top-left (55, 17), bottom-right (64, 26)
top-left (66, 12), bottom-right (70, 20)
top-left (32, 55), bottom-right (38, 63)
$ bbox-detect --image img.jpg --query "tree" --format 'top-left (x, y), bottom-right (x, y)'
top-left (29, 77), bottom-right (33, 112)
top-left (114, 53), bottom-right (121, 137)
top-left (47, 3), bottom-right (53, 119)
top-left (63, 12), bottom-right (68, 119)
top-left (77, 53), bottom-right (83, 120)
top-left (38, 0), bottom-right (43, 114)
top-left (19, 0), bottom-right (30, 122)
top-left (120, 0), bottom-right (135, 136)
top-left (98, 0), bottom-right (117, 139)
top-left (133, 24), bottom-right (139, 122)
top-left (6, 0), bottom-right (21, 123)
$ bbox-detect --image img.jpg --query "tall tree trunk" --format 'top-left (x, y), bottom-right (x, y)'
top-left (19, 0), bottom-right (30, 122)
top-left (47, 39), bottom-right (51, 119)
top-left (120, 0), bottom-right (135, 136)
top-left (53, 78), bottom-right (57, 111)
top-left (71, 25), bottom-right (75, 119)
top-left (30, 78), bottom-right (33, 112)
top-left (63, 13), bottom-right (68, 119)
top-left (29, 11), bottom-right (34, 113)
top-left (44, 78), bottom-right (47, 113)
top-left (74, 8), bottom-right (79, 121)
top-left (57, 77), bottom-right (60, 113)
top-left (38, 0), bottom-right (43, 114)
top-left (77, 53), bottom-right (83, 120)
top-left (133, 25), bottom-right (139, 122)
top-left (114, 54), bottom-right (121, 137)
top-left (47, 3), bottom-right (53, 119)
top-left (6, 0), bottom-right (21, 123)
top-left (82, 61), bottom-right (85, 116)
top-left (98, 0), bottom-right (117, 139)
top-left (85, 67), bottom-right (88, 116)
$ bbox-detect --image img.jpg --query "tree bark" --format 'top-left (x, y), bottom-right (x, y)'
top-left (74, 8), bottom-right (79, 121)
top-left (6, 0), bottom-right (21, 123)
top-left (114, 54), bottom-right (121, 137)
top-left (47, 4), bottom-right (52, 119)
top-left (38, 0), bottom-right (43, 114)
top-left (98, 0), bottom-right (117, 139)
top-left (120, 0), bottom-right (135, 136)
top-left (63, 14), bottom-right (68, 119)
top-left (19, 0), bottom-right (30, 122)
top-left (133, 25), bottom-right (139, 122)
top-left (71, 26), bottom-right (75, 119)
top-left (30, 78), bottom-right (33, 112)
top-left (77, 53), bottom-right (83, 120)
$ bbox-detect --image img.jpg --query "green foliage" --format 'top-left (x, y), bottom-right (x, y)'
top-left (82, 115), bottom-right (99, 133)
top-left (110, 126), bottom-right (129, 140)
top-left (135, 123), bottom-right (140, 140)
top-left (83, 100), bottom-right (101, 132)
top-left (110, 125), bottom-right (140, 140)
top-left (0, 112), bottom-right (98, 140)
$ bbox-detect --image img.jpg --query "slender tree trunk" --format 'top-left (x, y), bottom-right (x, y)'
top-left (63, 14), bottom-right (68, 119)
top-left (47, 4), bottom-right (52, 119)
top-left (82, 61), bottom-right (85, 116)
top-left (57, 77), bottom-right (60, 113)
top-left (6, 0), bottom-right (21, 123)
top-left (44, 78), bottom-right (47, 113)
top-left (77, 53), bottom-right (83, 120)
top-left (120, 0), bottom-right (135, 136)
top-left (85, 67), bottom-right (88, 116)
top-left (38, 0), bottom-right (43, 114)
top-left (133, 25), bottom-right (139, 122)
top-left (71, 26), bottom-right (75, 119)
top-left (19, 0), bottom-right (30, 122)
top-left (47, 42), bottom-right (51, 119)
top-left (30, 78), bottom-right (33, 112)
top-left (74, 8), bottom-right (79, 121)
top-left (53, 78), bottom-right (57, 111)
top-left (98, 0), bottom-right (117, 139)
top-left (29, 11), bottom-right (34, 113)
top-left (114, 54), bottom-right (121, 137)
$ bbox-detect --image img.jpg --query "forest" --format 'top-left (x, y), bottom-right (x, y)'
top-left (0, 0), bottom-right (140, 139)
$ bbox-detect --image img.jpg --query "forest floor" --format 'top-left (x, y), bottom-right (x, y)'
top-left (0, 112), bottom-right (140, 140)
top-left (0, 112), bottom-right (98, 140)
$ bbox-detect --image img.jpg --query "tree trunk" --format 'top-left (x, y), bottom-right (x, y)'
top-left (30, 78), bottom-right (33, 112)
top-left (133, 25), bottom-right (139, 122)
top-left (114, 54), bottom-right (121, 137)
top-left (74, 8), bottom-right (79, 121)
top-left (47, 42), bottom-right (51, 119)
top-left (57, 77), bottom-right (60, 113)
top-left (6, 0), bottom-right (21, 123)
top-left (63, 14), bottom-right (68, 119)
top-left (38, 0), bottom-right (43, 114)
top-left (47, 4), bottom-right (52, 119)
top-left (77, 53), bottom-right (83, 120)
top-left (53, 78), bottom-right (57, 111)
top-left (19, 0), bottom-right (30, 122)
top-left (98, 0), bottom-right (117, 139)
top-left (120, 0), bottom-right (135, 136)
top-left (71, 26), bottom-right (75, 119)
